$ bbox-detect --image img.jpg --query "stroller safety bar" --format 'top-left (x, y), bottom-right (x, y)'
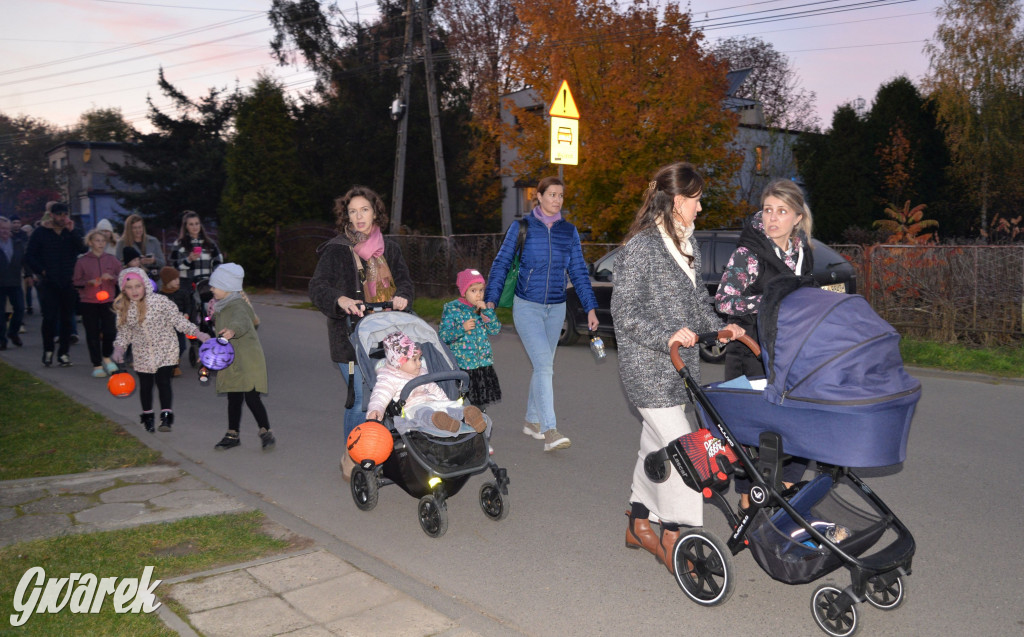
top-left (398, 370), bottom-right (471, 404)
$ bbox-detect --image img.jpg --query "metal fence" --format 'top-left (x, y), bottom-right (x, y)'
top-left (276, 224), bottom-right (1023, 343)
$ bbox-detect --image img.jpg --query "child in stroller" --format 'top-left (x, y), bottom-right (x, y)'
top-left (348, 308), bottom-right (511, 538)
top-left (366, 330), bottom-right (489, 435)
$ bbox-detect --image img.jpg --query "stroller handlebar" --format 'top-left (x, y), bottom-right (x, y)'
top-left (398, 370), bottom-right (471, 404)
top-left (670, 331), bottom-right (760, 372)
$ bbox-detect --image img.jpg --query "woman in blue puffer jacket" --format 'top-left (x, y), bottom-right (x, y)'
top-left (484, 176), bottom-right (599, 452)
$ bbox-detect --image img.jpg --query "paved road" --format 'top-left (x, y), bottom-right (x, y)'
top-left (5, 295), bottom-right (1024, 636)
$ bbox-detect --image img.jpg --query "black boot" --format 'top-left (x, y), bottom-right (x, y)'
top-left (214, 431), bottom-right (240, 450)
top-left (140, 412), bottom-right (155, 433)
top-left (158, 410), bottom-right (173, 432)
top-left (259, 427), bottom-right (276, 450)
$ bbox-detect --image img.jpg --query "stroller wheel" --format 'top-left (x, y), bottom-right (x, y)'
top-left (865, 574), bottom-right (905, 610)
top-left (350, 468), bottom-right (379, 511)
top-left (811, 584), bottom-right (858, 637)
top-left (672, 529), bottom-right (734, 606)
top-left (479, 481), bottom-right (510, 521)
top-left (417, 495), bottom-right (448, 538)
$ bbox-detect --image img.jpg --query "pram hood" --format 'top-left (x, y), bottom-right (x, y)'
top-left (757, 277), bottom-right (921, 408)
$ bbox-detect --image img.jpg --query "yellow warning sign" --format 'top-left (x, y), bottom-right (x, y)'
top-left (549, 80), bottom-right (580, 119)
top-left (550, 116), bottom-right (579, 165)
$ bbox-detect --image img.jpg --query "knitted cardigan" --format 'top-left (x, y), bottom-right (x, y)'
top-left (611, 226), bottom-right (725, 408)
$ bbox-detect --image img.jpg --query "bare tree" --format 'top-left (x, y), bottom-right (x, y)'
top-left (710, 36), bottom-right (819, 132)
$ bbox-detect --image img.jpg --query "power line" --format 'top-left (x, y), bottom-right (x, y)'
top-left (88, 0), bottom-right (264, 11)
top-left (0, 14), bottom-right (263, 77)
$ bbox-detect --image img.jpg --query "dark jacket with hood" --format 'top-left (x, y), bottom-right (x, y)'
top-left (308, 233), bottom-right (414, 362)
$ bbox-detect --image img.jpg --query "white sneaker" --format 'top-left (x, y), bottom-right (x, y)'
top-left (523, 421), bottom-right (544, 439)
top-left (543, 428), bottom-right (571, 451)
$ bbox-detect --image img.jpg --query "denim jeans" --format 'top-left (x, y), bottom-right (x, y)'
top-left (512, 297), bottom-right (565, 432)
top-left (337, 362), bottom-right (366, 440)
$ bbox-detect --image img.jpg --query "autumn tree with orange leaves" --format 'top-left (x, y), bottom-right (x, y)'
top-left (490, 0), bottom-right (742, 239)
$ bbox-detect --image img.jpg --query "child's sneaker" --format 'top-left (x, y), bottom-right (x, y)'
top-left (91, 367), bottom-right (107, 378)
top-left (431, 412), bottom-right (461, 432)
top-left (259, 428), bottom-right (276, 450)
top-left (214, 432), bottom-right (240, 450)
top-left (463, 406), bottom-right (487, 433)
top-left (543, 428), bottom-right (571, 451)
top-left (523, 421), bottom-right (544, 439)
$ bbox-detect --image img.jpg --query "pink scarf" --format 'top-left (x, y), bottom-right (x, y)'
top-left (354, 226), bottom-right (385, 260)
top-left (352, 226), bottom-right (395, 301)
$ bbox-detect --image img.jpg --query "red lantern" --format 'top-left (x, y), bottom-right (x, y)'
top-left (186, 333), bottom-right (197, 340)
top-left (107, 372), bottom-right (136, 398)
top-left (96, 290), bottom-right (110, 301)
top-left (347, 421), bottom-right (392, 466)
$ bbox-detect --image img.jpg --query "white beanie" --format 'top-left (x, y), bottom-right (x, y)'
top-left (96, 218), bottom-right (113, 232)
top-left (209, 263), bottom-right (244, 292)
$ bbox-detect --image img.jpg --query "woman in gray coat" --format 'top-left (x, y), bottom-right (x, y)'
top-left (610, 162), bottom-right (744, 575)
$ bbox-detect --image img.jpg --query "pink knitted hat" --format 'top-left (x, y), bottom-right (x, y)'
top-left (456, 269), bottom-right (486, 297)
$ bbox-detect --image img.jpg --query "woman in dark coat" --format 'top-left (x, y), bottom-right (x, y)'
top-left (715, 178), bottom-right (815, 513)
top-left (308, 186), bottom-right (414, 480)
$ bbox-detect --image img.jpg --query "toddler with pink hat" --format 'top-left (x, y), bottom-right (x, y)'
top-left (439, 268), bottom-right (503, 410)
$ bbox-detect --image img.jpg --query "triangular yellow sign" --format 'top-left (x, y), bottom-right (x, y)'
top-left (549, 80), bottom-right (580, 119)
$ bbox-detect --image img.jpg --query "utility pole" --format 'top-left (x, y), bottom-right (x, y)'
top-left (420, 0), bottom-right (452, 236)
top-left (389, 0), bottom-right (415, 234)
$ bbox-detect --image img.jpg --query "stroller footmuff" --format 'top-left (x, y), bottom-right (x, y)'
top-left (346, 308), bottom-right (510, 538)
top-left (649, 281), bottom-right (917, 636)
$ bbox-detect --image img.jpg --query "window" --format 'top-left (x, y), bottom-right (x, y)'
top-left (519, 186), bottom-right (537, 216)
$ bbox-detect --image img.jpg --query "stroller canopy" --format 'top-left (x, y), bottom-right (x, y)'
top-left (757, 280), bottom-right (920, 409)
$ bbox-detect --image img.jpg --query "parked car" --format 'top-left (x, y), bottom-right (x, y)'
top-left (560, 230), bottom-right (858, 363)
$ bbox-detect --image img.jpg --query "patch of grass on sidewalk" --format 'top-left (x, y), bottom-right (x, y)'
top-left (900, 338), bottom-right (1024, 378)
top-left (0, 360), bottom-right (160, 480)
top-left (0, 511), bottom-right (295, 636)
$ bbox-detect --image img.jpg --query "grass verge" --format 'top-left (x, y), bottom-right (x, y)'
top-left (899, 338), bottom-right (1024, 378)
top-left (0, 511), bottom-right (295, 636)
top-left (0, 360), bottom-right (160, 480)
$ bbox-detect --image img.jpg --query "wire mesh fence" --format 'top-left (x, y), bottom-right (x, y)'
top-left (276, 223), bottom-right (1023, 343)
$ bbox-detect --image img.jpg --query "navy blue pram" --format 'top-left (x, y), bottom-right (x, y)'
top-left (647, 279), bottom-right (918, 637)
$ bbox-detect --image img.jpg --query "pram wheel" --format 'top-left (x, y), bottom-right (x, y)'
top-left (350, 468), bottom-right (379, 511)
top-left (478, 481), bottom-right (510, 521)
top-left (418, 495), bottom-right (448, 538)
top-left (811, 584), bottom-right (858, 637)
top-left (865, 574), bottom-right (904, 610)
top-left (672, 529), bottom-right (734, 606)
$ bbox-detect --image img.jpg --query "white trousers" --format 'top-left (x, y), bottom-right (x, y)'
top-left (630, 405), bottom-right (703, 527)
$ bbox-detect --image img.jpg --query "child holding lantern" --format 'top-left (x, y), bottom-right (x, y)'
top-left (73, 229), bottom-right (122, 378)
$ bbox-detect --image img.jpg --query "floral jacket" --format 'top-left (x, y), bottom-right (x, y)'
top-left (438, 299), bottom-right (501, 370)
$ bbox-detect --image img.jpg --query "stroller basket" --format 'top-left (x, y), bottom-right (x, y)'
top-left (402, 430), bottom-right (489, 478)
top-left (746, 475), bottom-right (889, 584)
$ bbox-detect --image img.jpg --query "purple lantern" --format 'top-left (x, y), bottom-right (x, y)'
top-left (150, 278), bottom-right (158, 292)
top-left (198, 337), bottom-right (235, 370)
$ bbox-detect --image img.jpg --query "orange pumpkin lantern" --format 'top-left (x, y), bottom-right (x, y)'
top-left (107, 372), bottom-right (136, 398)
top-left (96, 290), bottom-right (110, 301)
top-left (347, 421), bottom-right (392, 466)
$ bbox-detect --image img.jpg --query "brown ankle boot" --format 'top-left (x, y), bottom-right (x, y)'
top-left (625, 511), bottom-right (661, 556)
top-left (432, 411), bottom-right (461, 432)
top-left (659, 528), bottom-right (681, 575)
top-left (463, 406), bottom-right (487, 433)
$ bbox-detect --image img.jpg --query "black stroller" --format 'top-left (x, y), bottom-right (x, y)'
top-left (186, 277), bottom-right (215, 368)
top-left (644, 280), bottom-right (918, 636)
top-left (346, 305), bottom-right (511, 538)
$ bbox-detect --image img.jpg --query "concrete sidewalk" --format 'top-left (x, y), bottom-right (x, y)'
top-left (0, 467), bottom-right (477, 636)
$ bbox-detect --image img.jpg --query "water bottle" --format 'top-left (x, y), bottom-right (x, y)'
top-left (590, 334), bottom-right (606, 360)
